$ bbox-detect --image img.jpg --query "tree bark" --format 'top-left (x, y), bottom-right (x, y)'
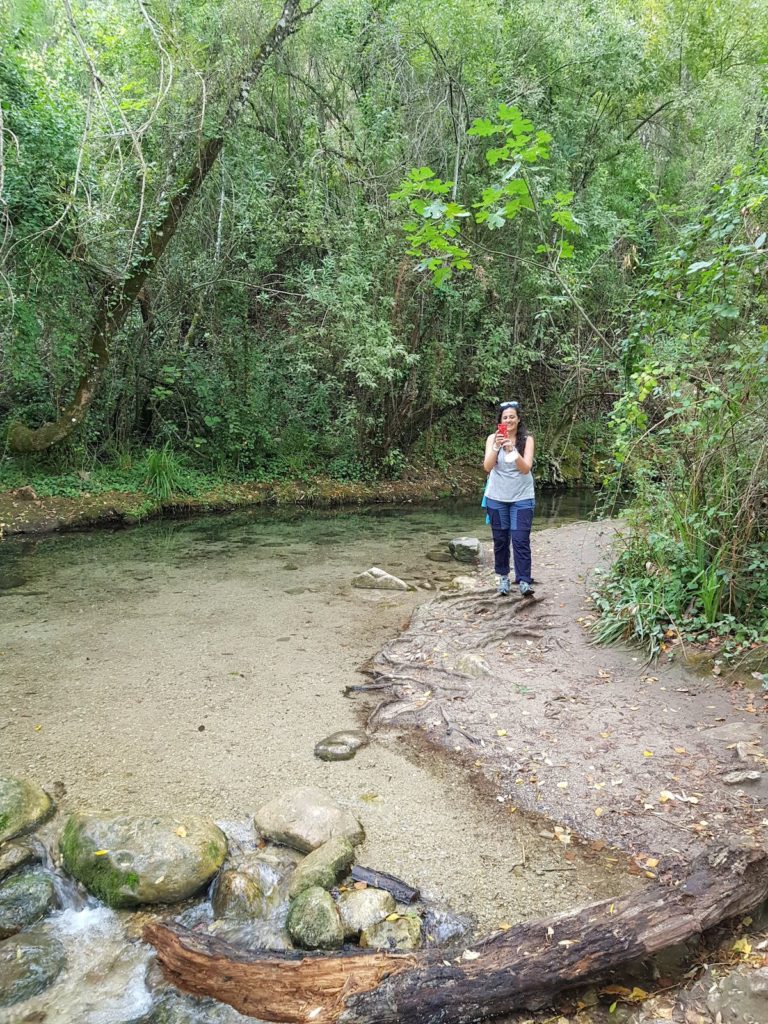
top-left (8, 0), bottom-right (314, 454)
top-left (144, 842), bottom-right (768, 1024)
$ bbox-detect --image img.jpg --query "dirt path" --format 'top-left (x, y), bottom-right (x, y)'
top-left (360, 520), bottom-right (768, 874)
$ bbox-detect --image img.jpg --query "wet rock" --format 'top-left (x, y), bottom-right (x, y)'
top-left (425, 547), bottom-right (454, 563)
top-left (0, 775), bottom-right (53, 843)
top-left (0, 929), bottom-right (66, 1007)
top-left (360, 913), bottom-right (421, 950)
top-left (722, 769), bottom-right (762, 784)
top-left (60, 813), bottom-right (227, 907)
top-left (0, 839), bottom-right (36, 881)
top-left (448, 537), bottom-right (481, 563)
top-left (0, 870), bottom-right (57, 938)
top-left (288, 836), bottom-right (355, 898)
top-left (705, 964), bottom-right (768, 1023)
top-left (337, 887), bottom-right (395, 939)
top-left (422, 906), bottom-right (475, 948)
top-left (352, 567), bottom-right (410, 591)
top-left (254, 787), bottom-right (364, 853)
top-left (211, 869), bottom-right (266, 921)
top-left (286, 886), bottom-right (343, 950)
top-left (314, 729), bottom-right (369, 762)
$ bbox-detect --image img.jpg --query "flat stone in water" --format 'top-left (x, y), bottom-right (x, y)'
top-left (0, 870), bottom-right (57, 938)
top-left (448, 537), bottom-right (481, 563)
top-left (0, 929), bottom-right (66, 1007)
top-left (0, 775), bottom-right (53, 843)
top-left (314, 729), bottom-right (369, 762)
top-left (351, 567), bottom-right (410, 591)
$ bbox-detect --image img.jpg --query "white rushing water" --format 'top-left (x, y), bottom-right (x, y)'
top-left (0, 906), bottom-right (153, 1024)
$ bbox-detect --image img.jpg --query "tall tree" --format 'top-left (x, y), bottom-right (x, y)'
top-left (7, 0), bottom-right (319, 453)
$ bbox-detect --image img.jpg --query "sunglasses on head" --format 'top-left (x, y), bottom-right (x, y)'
top-left (499, 401), bottom-right (520, 409)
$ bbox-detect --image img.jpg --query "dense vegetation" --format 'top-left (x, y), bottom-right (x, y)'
top-left (1, 0), bottom-right (766, 659)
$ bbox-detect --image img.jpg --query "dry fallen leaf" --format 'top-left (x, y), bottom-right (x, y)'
top-left (175, 826), bottom-right (187, 838)
top-left (646, 857), bottom-right (660, 868)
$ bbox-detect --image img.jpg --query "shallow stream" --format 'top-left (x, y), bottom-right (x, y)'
top-left (0, 494), bottom-right (633, 1023)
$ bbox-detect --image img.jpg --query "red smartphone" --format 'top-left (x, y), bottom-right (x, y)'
top-left (497, 423), bottom-right (508, 437)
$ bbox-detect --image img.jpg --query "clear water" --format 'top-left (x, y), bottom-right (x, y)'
top-left (0, 493), bottom-right (609, 1023)
top-left (0, 490), bottom-right (597, 595)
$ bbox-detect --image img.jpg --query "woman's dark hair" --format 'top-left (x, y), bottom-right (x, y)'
top-left (496, 402), bottom-right (529, 454)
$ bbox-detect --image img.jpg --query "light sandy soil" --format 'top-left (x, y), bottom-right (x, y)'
top-left (0, 508), bottom-right (635, 933)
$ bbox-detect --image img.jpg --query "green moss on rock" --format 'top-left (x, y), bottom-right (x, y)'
top-left (60, 817), bottom-right (140, 908)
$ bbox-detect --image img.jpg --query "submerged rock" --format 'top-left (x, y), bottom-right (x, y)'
top-left (0, 929), bottom-right (66, 1007)
top-left (0, 839), bottom-right (36, 881)
top-left (360, 913), bottom-right (422, 950)
top-left (314, 729), bottom-right (369, 762)
top-left (448, 537), bottom-right (481, 563)
top-left (211, 870), bottom-right (266, 921)
top-left (0, 870), bottom-right (57, 938)
top-left (60, 813), bottom-right (227, 908)
top-left (286, 886), bottom-right (343, 950)
top-left (351, 567), bottom-right (410, 591)
top-left (0, 775), bottom-right (53, 843)
top-left (337, 887), bottom-right (395, 939)
top-left (254, 787), bottom-right (364, 853)
top-left (288, 836), bottom-right (355, 898)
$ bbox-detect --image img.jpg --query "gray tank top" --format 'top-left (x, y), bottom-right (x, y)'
top-left (485, 445), bottom-right (535, 503)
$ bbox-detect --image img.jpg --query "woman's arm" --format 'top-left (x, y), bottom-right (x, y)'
top-left (510, 435), bottom-right (535, 474)
top-left (483, 433), bottom-right (501, 474)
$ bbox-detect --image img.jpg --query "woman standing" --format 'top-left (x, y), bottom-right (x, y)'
top-left (483, 401), bottom-right (536, 597)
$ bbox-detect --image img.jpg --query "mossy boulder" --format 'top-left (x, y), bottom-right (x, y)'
top-left (254, 787), bottom-right (364, 853)
top-left (286, 886), bottom-right (343, 950)
top-left (337, 887), bottom-right (395, 939)
top-left (60, 813), bottom-right (227, 908)
top-left (0, 929), bottom-right (66, 1007)
top-left (0, 775), bottom-right (53, 843)
top-left (0, 870), bottom-right (57, 939)
top-left (288, 836), bottom-right (355, 898)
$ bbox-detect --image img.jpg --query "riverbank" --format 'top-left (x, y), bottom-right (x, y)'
top-left (0, 464), bottom-right (486, 537)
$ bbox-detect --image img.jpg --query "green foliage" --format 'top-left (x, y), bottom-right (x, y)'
top-left (1, 0), bottom-right (767, 501)
top-left (594, 150), bottom-right (768, 659)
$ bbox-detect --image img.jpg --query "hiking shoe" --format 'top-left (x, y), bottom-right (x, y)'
top-left (519, 580), bottom-right (535, 597)
top-left (497, 575), bottom-right (510, 596)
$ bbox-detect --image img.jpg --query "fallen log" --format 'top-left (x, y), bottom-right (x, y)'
top-left (349, 866), bottom-right (420, 904)
top-left (145, 843), bottom-right (768, 1024)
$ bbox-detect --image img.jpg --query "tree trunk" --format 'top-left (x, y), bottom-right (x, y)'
top-left (8, 0), bottom-right (313, 454)
top-left (144, 842), bottom-right (768, 1024)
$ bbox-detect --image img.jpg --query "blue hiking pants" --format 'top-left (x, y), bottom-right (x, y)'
top-left (485, 498), bottom-right (535, 583)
